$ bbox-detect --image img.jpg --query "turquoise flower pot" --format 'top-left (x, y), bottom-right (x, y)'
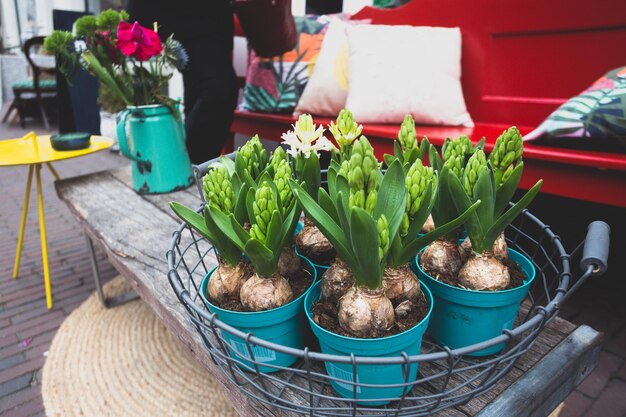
top-left (304, 281), bottom-right (433, 405)
top-left (413, 249), bottom-right (535, 356)
top-left (199, 255), bottom-right (317, 373)
top-left (295, 221), bottom-right (331, 278)
top-left (117, 104), bottom-right (193, 194)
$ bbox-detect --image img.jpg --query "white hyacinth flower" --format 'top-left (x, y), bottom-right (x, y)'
top-left (281, 114), bottom-right (337, 158)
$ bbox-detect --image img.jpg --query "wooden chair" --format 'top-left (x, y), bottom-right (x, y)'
top-left (1, 36), bottom-right (57, 130)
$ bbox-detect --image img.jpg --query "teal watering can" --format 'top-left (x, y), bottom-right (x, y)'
top-left (116, 104), bottom-right (193, 194)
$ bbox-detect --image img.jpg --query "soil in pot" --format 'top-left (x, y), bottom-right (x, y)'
top-left (418, 254), bottom-right (526, 290)
top-left (209, 265), bottom-right (314, 312)
top-left (311, 291), bottom-right (429, 338)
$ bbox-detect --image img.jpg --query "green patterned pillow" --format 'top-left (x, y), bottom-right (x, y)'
top-left (241, 15), bottom-right (343, 113)
top-left (525, 67), bottom-right (626, 153)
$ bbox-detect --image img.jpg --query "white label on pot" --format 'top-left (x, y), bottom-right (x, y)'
top-left (326, 362), bottom-right (362, 393)
top-left (229, 340), bottom-right (276, 362)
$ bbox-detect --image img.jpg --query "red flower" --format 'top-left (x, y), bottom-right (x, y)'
top-left (116, 21), bottom-right (162, 61)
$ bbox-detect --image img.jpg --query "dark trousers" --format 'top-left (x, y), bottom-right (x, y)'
top-left (181, 37), bottom-right (238, 164)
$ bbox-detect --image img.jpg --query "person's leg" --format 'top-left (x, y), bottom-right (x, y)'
top-left (182, 36), bottom-right (238, 164)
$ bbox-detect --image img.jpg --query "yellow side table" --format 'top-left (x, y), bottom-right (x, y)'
top-left (0, 132), bottom-right (113, 309)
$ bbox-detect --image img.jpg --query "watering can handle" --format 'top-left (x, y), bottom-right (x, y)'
top-left (116, 109), bottom-right (147, 163)
top-left (116, 109), bottom-right (132, 159)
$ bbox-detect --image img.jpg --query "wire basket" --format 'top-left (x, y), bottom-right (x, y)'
top-left (166, 159), bottom-right (604, 416)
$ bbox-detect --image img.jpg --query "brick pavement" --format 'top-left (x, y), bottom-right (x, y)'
top-left (0, 121), bottom-right (624, 416)
top-left (0, 122), bottom-right (126, 416)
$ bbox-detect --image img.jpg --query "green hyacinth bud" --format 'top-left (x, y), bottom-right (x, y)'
top-left (443, 135), bottom-right (473, 163)
top-left (252, 181), bottom-right (277, 240)
top-left (463, 150), bottom-right (488, 196)
top-left (377, 214), bottom-right (389, 261)
top-left (237, 135), bottom-right (268, 179)
top-left (344, 137), bottom-right (379, 213)
top-left (202, 166), bottom-right (234, 214)
top-left (398, 114), bottom-right (418, 153)
top-left (269, 146), bottom-right (288, 171)
top-left (329, 108), bottom-right (363, 149)
top-left (445, 154), bottom-right (464, 179)
top-left (490, 126), bottom-right (523, 171)
top-left (400, 159), bottom-right (435, 236)
top-left (273, 159), bottom-right (293, 209)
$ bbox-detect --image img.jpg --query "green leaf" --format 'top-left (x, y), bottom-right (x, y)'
top-left (301, 152), bottom-right (321, 197)
top-left (419, 137), bottom-right (431, 164)
top-left (207, 206), bottom-right (248, 250)
top-left (278, 202), bottom-right (301, 250)
top-left (472, 169), bottom-right (495, 239)
top-left (336, 190), bottom-right (352, 238)
top-left (169, 202), bottom-right (213, 241)
top-left (265, 210), bottom-right (283, 251)
top-left (350, 208), bottom-right (382, 289)
top-left (475, 137), bottom-right (486, 150)
top-left (428, 145), bottom-right (443, 172)
top-left (290, 180), bottom-right (355, 265)
top-left (327, 165), bottom-right (338, 201)
top-left (383, 153), bottom-right (396, 169)
top-left (397, 199), bottom-right (481, 264)
top-left (484, 180), bottom-right (543, 249)
top-left (204, 208), bottom-right (244, 265)
top-left (244, 239), bottom-right (276, 277)
top-left (494, 163), bottom-right (523, 215)
top-left (245, 186), bottom-right (256, 228)
top-left (373, 160), bottom-right (406, 243)
top-left (219, 156), bottom-right (236, 175)
top-left (432, 166), bottom-right (461, 237)
top-left (233, 183), bottom-right (249, 224)
top-left (318, 188), bottom-right (340, 224)
top-left (447, 169), bottom-right (485, 246)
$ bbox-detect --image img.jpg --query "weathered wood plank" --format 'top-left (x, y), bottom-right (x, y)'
top-left (475, 325), bottom-right (602, 417)
top-left (55, 169), bottom-right (600, 417)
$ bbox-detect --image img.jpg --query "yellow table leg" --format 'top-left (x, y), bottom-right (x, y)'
top-left (35, 164), bottom-right (53, 309)
top-left (13, 165), bottom-right (34, 279)
top-left (45, 162), bottom-right (60, 181)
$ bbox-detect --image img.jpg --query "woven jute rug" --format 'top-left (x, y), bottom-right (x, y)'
top-left (42, 276), bottom-right (237, 417)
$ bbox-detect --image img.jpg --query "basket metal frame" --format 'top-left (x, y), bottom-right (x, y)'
top-left (165, 156), bottom-right (595, 416)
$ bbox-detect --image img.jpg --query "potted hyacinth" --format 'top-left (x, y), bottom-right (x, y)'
top-left (416, 127), bottom-right (543, 355)
top-left (289, 136), bottom-right (477, 403)
top-left (44, 10), bottom-right (192, 194)
top-left (282, 114), bottom-right (339, 271)
top-left (170, 137), bottom-right (317, 373)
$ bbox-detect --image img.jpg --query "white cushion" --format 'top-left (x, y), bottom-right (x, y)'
top-left (344, 25), bottom-right (473, 127)
top-left (295, 21), bottom-right (359, 117)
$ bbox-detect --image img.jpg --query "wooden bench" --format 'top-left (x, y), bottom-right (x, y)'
top-left (231, 0), bottom-right (626, 208)
top-left (56, 167), bottom-right (603, 417)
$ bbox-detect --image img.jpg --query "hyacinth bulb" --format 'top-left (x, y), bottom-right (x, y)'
top-left (461, 232), bottom-right (509, 260)
top-left (420, 239), bottom-right (466, 278)
top-left (239, 273), bottom-right (293, 311)
top-left (277, 246), bottom-right (301, 277)
top-left (207, 261), bottom-right (249, 303)
top-left (338, 286), bottom-right (394, 337)
top-left (382, 265), bottom-right (422, 305)
top-left (458, 253), bottom-right (510, 291)
top-left (295, 218), bottom-right (334, 263)
top-left (321, 258), bottom-right (355, 303)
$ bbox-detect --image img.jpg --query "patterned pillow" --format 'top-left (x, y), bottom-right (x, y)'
top-left (241, 15), bottom-right (341, 113)
top-left (525, 67), bottom-right (626, 153)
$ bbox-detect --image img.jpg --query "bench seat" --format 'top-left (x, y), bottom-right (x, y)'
top-left (232, 110), bottom-right (626, 208)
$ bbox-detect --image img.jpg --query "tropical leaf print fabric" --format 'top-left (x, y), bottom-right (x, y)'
top-left (525, 67), bottom-right (626, 153)
top-left (241, 15), bottom-right (336, 113)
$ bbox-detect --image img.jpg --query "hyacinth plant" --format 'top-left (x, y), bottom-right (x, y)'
top-left (420, 135), bottom-right (487, 277)
top-left (171, 137), bottom-right (302, 312)
top-left (283, 114), bottom-right (338, 265)
top-left (44, 9), bottom-right (188, 107)
top-left (328, 108), bottom-right (363, 162)
top-left (290, 137), bottom-right (410, 337)
top-left (443, 129), bottom-right (542, 291)
top-left (170, 163), bottom-right (250, 304)
top-left (382, 158), bottom-right (480, 305)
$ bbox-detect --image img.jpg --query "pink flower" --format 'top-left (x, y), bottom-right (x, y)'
top-left (116, 21), bottom-right (162, 61)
